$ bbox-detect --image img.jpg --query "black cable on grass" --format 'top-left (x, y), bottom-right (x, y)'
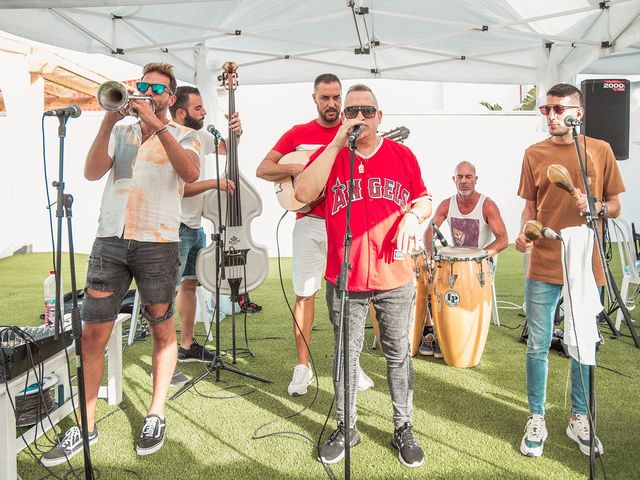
top-left (251, 211), bottom-right (336, 479)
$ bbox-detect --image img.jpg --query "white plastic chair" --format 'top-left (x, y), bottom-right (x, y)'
top-left (608, 217), bottom-right (640, 331)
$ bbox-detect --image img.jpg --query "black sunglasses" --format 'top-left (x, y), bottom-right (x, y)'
top-left (137, 82), bottom-right (173, 95)
top-left (539, 104), bottom-right (578, 116)
top-left (344, 105), bottom-right (377, 119)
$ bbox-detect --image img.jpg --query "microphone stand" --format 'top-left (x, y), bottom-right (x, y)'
top-left (51, 113), bottom-right (94, 479)
top-left (569, 125), bottom-right (635, 479)
top-left (171, 129), bottom-right (271, 401)
top-left (333, 134), bottom-right (358, 480)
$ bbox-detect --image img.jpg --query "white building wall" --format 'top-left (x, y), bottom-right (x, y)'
top-left (0, 80), bottom-right (637, 259)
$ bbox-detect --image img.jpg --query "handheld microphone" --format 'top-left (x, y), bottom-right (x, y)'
top-left (206, 124), bottom-right (223, 141)
top-left (564, 116), bottom-right (582, 127)
top-left (541, 226), bottom-right (562, 241)
top-left (44, 104), bottom-right (81, 118)
top-left (348, 125), bottom-right (364, 143)
top-left (431, 221), bottom-right (448, 247)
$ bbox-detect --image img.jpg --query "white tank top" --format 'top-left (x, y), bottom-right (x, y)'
top-left (446, 194), bottom-right (494, 249)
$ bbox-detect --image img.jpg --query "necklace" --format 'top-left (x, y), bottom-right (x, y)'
top-left (357, 136), bottom-right (381, 174)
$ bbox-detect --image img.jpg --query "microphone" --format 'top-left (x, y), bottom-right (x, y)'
top-left (564, 116), bottom-right (582, 127)
top-left (431, 221), bottom-right (448, 247)
top-left (44, 104), bottom-right (81, 118)
top-left (206, 124), bottom-right (223, 141)
top-left (348, 125), bottom-right (364, 143)
top-left (541, 226), bottom-right (562, 241)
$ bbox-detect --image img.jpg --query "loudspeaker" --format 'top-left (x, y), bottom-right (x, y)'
top-left (581, 79), bottom-right (630, 160)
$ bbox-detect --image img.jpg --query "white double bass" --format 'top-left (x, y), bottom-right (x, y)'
top-left (196, 62), bottom-right (269, 298)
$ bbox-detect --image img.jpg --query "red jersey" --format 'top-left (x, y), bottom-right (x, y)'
top-left (309, 138), bottom-right (430, 292)
top-left (272, 119), bottom-right (341, 219)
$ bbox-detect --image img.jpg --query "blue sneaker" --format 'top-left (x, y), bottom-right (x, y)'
top-left (520, 415), bottom-right (547, 457)
top-left (418, 333), bottom-right (443, 359)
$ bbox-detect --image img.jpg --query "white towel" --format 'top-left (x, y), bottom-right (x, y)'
top-left (561, 225), bottom-right (602, 365)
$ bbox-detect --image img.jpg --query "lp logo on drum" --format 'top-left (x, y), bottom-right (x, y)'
top-left (444, 290), bottom-right (460, 307)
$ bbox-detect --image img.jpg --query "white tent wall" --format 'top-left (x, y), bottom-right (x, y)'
top-left (7, 78), bottom-right (638, 260)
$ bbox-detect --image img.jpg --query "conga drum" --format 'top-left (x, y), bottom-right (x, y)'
top-left (370, 250), bottom-right (428, 357)
top-left (430, 247), bottom-right (492, 367)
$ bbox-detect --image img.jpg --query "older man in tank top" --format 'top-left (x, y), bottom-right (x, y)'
top-left (418, 161), bottom-right (508, 357)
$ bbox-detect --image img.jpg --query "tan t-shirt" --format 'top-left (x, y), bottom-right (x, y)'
top-left (518, 135), bottom-right (625, 286)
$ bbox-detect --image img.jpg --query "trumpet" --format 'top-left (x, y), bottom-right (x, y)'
top-left (96, 81), bottom-right (155, 117)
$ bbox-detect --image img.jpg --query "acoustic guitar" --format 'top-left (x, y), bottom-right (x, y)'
top-left (274, 126), bottom-right (410, 212)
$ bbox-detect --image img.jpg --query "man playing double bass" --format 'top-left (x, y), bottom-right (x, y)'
top-left (169, 86), bottom-right (241, 381)
top-left (256, 74), bottom-right (372, 397)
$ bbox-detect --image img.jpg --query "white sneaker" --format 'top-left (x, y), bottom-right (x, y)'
top-left (288, 363), bottom-right (313, 396)
top-left (520, 415), bottom-right (547, 457)
top-left (357, 363), bottom-right (374, 391)
top-left (567, 414), bottom-right (604, 456)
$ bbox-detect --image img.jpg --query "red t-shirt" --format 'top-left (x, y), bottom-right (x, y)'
top-left (272, 119), bottom-right (341, 219)
top-left (309, 138), bottom-right (430, 291)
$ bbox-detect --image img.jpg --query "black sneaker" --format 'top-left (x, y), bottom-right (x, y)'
top-left (41, 426), bottom-right (98, 467)
top-left (136, 415), bottom-right (166, 456)
top-left (391, 423), bottom-right (424, 468)
top-left (178, 339), bottom-right (215, 363)
top-left (318, 423), bottom-right (361, 464)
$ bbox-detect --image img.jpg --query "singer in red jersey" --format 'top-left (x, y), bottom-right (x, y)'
top-left (296, 84), bottom-right (431, 468)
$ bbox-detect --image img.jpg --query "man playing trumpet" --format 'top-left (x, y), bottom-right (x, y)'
top-left (515, 83), bottom-right (624, 458)
top-left (41, 62), bottom-right (200, 467)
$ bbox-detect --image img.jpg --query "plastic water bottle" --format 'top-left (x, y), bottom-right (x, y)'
top-left (43, 270), bottom-right (64, 326)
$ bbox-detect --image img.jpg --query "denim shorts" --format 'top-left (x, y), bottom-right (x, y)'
top-left (82, 236), bottom-right (180, 325)
top-left (177, 224), bottom-right (206, 284)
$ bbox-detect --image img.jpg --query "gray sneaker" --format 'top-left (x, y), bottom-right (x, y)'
top-left (171, 368), bottom-right (189, 387)
top-left (41, 426), bottom-right (98, 467)
top-left (151, 368), bottom-right (189, 387)
top-left (392, 423), bottom-right (424, 468)
top-left (318, 423), bottom-right (361, 464)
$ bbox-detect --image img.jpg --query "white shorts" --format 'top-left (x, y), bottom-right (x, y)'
top-left (292, 216), bottom-right (327, 297)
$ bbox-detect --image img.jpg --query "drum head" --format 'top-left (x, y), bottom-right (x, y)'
top-left (434, 246), bottom-right (487, 261)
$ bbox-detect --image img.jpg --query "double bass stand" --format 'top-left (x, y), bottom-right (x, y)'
top-left (171, 129), bottom-right (271, 401)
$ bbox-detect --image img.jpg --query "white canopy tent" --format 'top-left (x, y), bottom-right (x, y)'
top-left (1, 0), bottom-right (640, 91)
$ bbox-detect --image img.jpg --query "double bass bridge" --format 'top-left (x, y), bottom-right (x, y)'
top-left (223, 247), bottom-right (249, 301)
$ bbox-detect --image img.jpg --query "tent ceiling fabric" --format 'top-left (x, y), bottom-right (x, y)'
top-left (1, 0), bottom-right (640, 85)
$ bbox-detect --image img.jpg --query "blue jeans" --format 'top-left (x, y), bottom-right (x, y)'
top-left (525, 279), bottom-right (590, 415)
top-left (326, 281), bottom-right (414, 428)
top-left (177, 224), bottom-right (206, 283)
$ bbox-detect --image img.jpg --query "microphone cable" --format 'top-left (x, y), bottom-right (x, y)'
top-left (251, 210), bottom-right (336, 480)
top-left (560, 239), bottom-right (608, 480)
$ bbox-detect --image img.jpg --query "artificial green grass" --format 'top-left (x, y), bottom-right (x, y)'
top-left (2, 248), bottom-right (639, 479)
